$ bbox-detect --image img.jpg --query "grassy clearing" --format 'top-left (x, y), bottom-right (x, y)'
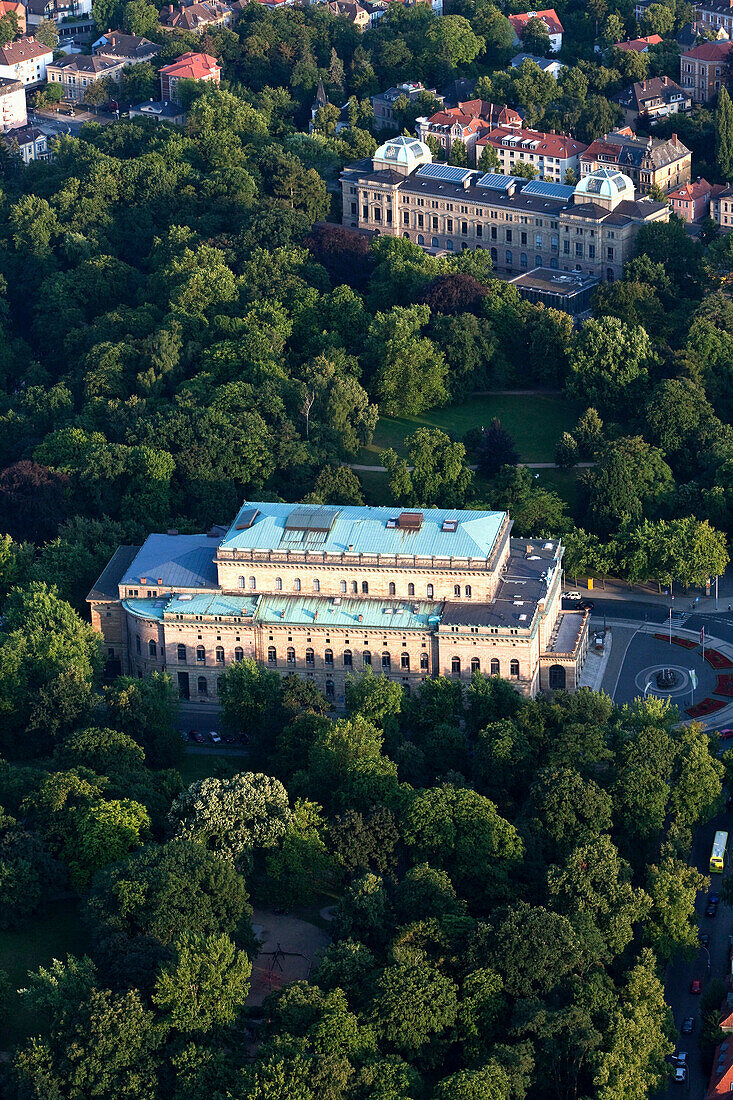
top-left (0, 899), bottom-right (86, 1048)
top-left (357, 393), bottom-right (579, 465)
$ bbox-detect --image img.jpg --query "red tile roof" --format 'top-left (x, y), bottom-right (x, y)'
top-left (159, 51), bottom-right (220, 79)
top-left (477, 125), bottom-right (587, 159)
top-left (668, 177), bottom-right (712, 201)
top-left (615, 34), bottom-right (663, 51)
top-left (509, 8), bottom-right (563, 36)
top-left (681, 40), bottom-right (733, 60)
top-left (0, 36), bottom-right (52, 63)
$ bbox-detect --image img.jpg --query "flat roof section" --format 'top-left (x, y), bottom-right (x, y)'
top-left (442, 538), bottom-right (560, 629)
top-left (510, 268), bottom-right (599, 296)
top-left (256, 595), bottom-right (444, 631)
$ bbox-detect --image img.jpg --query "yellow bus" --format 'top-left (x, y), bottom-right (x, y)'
top-left (710, 830), bottom-right (728, 873)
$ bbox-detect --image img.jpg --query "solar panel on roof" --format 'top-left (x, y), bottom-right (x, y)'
top-left (520, 180), bottom-right (575, 200)
top-left (235, 506), bottom-right (260, 530)
top-left (476, 172), bottom-right (522, 191)
top-left (416, 163), bottom-right (474, 184)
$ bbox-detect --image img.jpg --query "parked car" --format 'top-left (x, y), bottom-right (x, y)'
top-left (189, 729), bottom-right (204, 744)
top-left (690, 979), bottom-right (703, 994)
top-left (562, 591), bottom-right (581, 600)
top-left (681, 1017), bottom-right (695, 1035)
top-left (719, 729), bottom-right (733, 739)
top-left (705, 901), bottom-right (718, 918)
top-left (58, 106), bottom-right (75, 116)
top-left (208, 730), bottom-right (221, 744)
top-left (223, 733), bottom-right (235, 744)
top-left (673, 1052), bottom-right (687, 1066)
top-left (709, 892), bottom-right (720, 905)
top-left (674, 1065), bottom-right (688, 1084)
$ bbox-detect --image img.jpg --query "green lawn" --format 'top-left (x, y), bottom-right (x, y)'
top-left (0, 899), bottom-right (87, 1049)
top-left (357, 393), bottom-right (579, 466)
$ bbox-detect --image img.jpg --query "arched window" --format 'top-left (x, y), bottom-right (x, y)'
top-left (216, 646), bottom-right (224, 663)
top-left (136, 635), bottom-right (141, 654)
top-left (287, 647), bottom-right (295, 665)
top-left (471, 657), bottom-right (480, 673)
top-left (420, 652), bottom-right (429, 671)
top-left (313, 578), bottom-right (320, 592)
top-left (491, 247), bottom-right (497, 263)
top-left (510, 659), bottom-right (520, 678)
top-left (401, 652), bottom-right (410, 670)
top-left (216, 676), bottom-right (223, 695)
top-left (535, 255), bottom-right (542, 268)
top-left (506, 249), bottom-right (512, 264)
top-left (447, 239), bottom-right (455, 250)
top-left (427, 584), bottom-right (434, 598)
top-left (306, 648), bottom-right (314, 666)
top-left (549, 664), bottom-right (566, 689)
top-left (325, 649), bottom-right (334, 666)
top-left (149, 639), bottom-right (156, 657)
top-left (362, 581), bottom-right (369, 594)
top-left (520, 252), bottom-right (528, 268)
top-left (344, 649), bottom-right (353, 667)
top-left (408, 583), bottom-right (415, 596)
top-left (249, 576), bottom-right (256, 590)
top-left (454, 584), bottom-right (460, 597)
top-left (417, 234), bottom-right (424, 245)
top-left (197, 676), bottom-right (208, 696)
top-left (235, 646), bottom-right (244, 662)
top-left (238, 576), bottom-right (246, 589)
top-left (490, 658), bottom-right (500, 676)
top-left (351, 581), bottom-right (358, 594)
top-left (326, 680), bottom-right (335, 698)
top-left (294, 578), bottom-right (301, 592)
top-left (389, 582), bottom-right (396, 596)
top-left (177, 643), bottom-right (186, 662)
top-left (451, 656), bottom-right (461, 676)
top-left (382, 652), bottom-right (391, 669)
top-left (196, 645), bottom-right (205, 663)
top-left (267, 647), bottom-right (276, 664)
top-left (432, 236), bottom-right (440, 248)
top-left (363, 650), bottom-right (372, 666)
top-left (275, 577), bottom-right (282, 590)
top-left (465, 585), bottom-right (472, 598)
top-left (340, 580), bottom-right (347, 593)
top-left (607, 268), bottom-right (614, 282)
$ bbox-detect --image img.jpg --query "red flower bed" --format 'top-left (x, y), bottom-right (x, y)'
top-left (653, 633), bottom-right (698, 649)
top-left (686, 698), bottom-right (726, 719)
top-left (716, 674), bottom-right (733, 698)
top-left (704, 648), bottom-right (733, 670)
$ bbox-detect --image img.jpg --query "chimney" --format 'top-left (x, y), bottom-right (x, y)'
top-left (672, 132), bottom-right (678, 145)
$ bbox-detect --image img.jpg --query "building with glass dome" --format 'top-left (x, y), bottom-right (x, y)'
top-left (340, 137), bottom-right (670, 282)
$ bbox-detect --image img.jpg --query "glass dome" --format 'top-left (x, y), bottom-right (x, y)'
top-left (373, 135), bottom-right (432, 172)
top-left (574, 167), bottom-right (634, 201)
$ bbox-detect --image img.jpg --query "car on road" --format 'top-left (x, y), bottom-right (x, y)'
top-left (681, 1017), bottom-right (695, 1035)
top-left (673, 1052), bottom-right (687, 1066)
top-left (720, 729), bottom-right (733, 739)
top-left (562, 591), bottom-right (582, 600)
top-left (674, 1065), bottom-right (688, 1084)
top-left (709, 892), bottom-right (720, 905)
top-left (700, 932), bottom-right (711, 948)
top-left (189, 729), bottom-right (204, 743)
top-left (690, 979), bottom-right (703, 994)
top-left (208, 730), bottom-right (221, 744)
top-left (223, 733), bottom-right (235, 744)
top-left (706, 900), bottom-right (718, 918)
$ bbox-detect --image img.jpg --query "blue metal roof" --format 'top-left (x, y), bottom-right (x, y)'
top-left (476, 172), bottom-right (523, 191)
top-left (416, 163), bottom-right (474, 184)
top-left (121, 534), bottom-right (219, 591)
top-left (256, 595), bottom-right (443, 630)
top-left (124, 592), bottom-right (260, 621)
top-left (220, 503), bottom-right (506, 561)
top-left (520, 179), bottom-right (575, 201)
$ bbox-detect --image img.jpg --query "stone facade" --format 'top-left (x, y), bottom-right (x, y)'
top-left (88, 504), bottom-right (589, 709)
top-left (340, 136), bottom-right (669, 282)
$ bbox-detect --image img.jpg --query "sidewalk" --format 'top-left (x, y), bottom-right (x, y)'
top-left (572, 575), bottom-right (731, 614)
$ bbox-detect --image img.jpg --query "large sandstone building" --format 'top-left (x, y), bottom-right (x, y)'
top-left (340, 135), bottom-right (669, 281)
top-left (88, 502), bottom-right (589, 708)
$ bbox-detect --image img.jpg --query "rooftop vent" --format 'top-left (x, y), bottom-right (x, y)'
top-left (178, 594), bottom-right (192, 601)
top-left (332, 597), bottom-right (342, 605)
top-left (235, 506), bottom-right (260, 530)
top-left (398, 511), bottom-right (423, 530)
top-left (140, 576), bottom-right (147, 584)
top-left (386, 518), bottom-right (398, 528)
top-left (442, 519), bottom-right (458, 532)
top-left (157, 577), bottom-right (163, 585)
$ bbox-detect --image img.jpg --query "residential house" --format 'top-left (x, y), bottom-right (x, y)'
top-left (88, 500), bottom-right (590, 701)
top-left (3, 122), bottom-right (47, 161)
top-left (25, 0), bottom-right (93, 36)
top-left (92, 31), bottom-right (162, 64)
top-left (510, 52), bottom-right (564, 77)
top-left (0, 3), bottom-right (25, 33)
top-left (580, 130), bottom-right (691, 193)
top-left (129, 98), bottom-right (186, 124)
top-left (0, 37), bottom-right (52, 87)
top-left (158, 0), bottom-right (232, 32)
top-left (476, 126), bottom-right (587, 182)
top-left (0, 74), bottom-right (25, 130)
top-left (680, 39), bottom-right (733, 101)
top-left (158, 52), bottom-right (220, 101)
top-left (508, 9), bottom-right (564, 52)
top-left (372, 82), bottom-right (443, 132)
top-left (614, 75), bottom-right (692, 125)
top-left (326, 0), bottom-right (369, 28)
top-left (693, 0), bottom-right (733, 37)
top-left (709, 182), bottom-right (733, 227)
top-left (677, 20), bottom-right (729, 48)
top-left (46, 54), bottom-right (126, 101)
top-left (416, 100), bottom-right (522, 163)
top-left (668, 176), bottom-right (725, 220)
top-left (361, 0), bottom-right (388, 21)
top-left (614, 34), bottom-right (663, 51)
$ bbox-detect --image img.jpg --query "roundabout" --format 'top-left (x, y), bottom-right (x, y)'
top-left (615, 632), bottom-right (720, 714)
top-left (634, 664), bottom-right (692, 700)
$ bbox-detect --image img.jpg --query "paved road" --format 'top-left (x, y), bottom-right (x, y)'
top-left (663, 808), bottom-right (732, 1100)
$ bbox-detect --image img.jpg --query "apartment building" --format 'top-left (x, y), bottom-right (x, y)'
top-left (158, 52), bottom-right (220, 101)
top-left (509, 8), bottom-right (564, 51)
top-left (680, 39), bottom-right (733, 101)
top-left (580, 130), bottom-right (691, 193)
top-left (475, 126), bottom-right (588, 182)
top-left (0, 75), bottom-right (25, 130)
top-left (0, 37), bottom-right (52, 87)
top-left (416, 100), bottom-right (522, 162)
top-left (614, 76), bottom-right (692, 125)
top-left (46, 53), bottom-right (126, 101)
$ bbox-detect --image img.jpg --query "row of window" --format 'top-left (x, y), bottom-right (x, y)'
top-left (235, 577), bottom-right (472, 598)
